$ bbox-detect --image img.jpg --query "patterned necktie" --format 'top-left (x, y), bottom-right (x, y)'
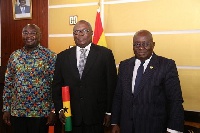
top-left (134, 61), bottom-right (145, 94)
top-left (78, 48), bottom-right (87, 78)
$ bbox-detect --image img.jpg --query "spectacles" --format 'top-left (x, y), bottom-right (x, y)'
top-left (133, 42), bottom-right (152, 49)
top-left (22, 31), bottom-right (38, 36)
top-left (73, 29), bottom-right (90, 35)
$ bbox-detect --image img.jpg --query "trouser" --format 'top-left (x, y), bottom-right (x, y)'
top-left (55, 119), bottom-right (104, 133)
top-left (70, 123), bottom-right (104, 133)
top-left (10, 116), bottom-right (48, 133)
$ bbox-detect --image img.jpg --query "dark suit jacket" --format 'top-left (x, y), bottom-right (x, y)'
top-left (52, 44), bottom-right (117, 126)
top-left (111, 53), bottom-right (184, 133)
top-left (15, 5), bottom-right (30, 14)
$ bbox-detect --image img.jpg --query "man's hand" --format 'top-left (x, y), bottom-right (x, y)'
top-left (111, 125), bottom-right (120, 133)
top-left (103, 114), bottom-right (111, 127)
top-left (3, 111), bottom-right (11, 126)
top-left (59, 110), bottom-right (66, 125)
top-left (46, 112), bottom-right (56, 126)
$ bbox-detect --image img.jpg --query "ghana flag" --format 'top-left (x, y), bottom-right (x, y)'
top-left (93, 8), bottom-right (107, 47)
top-left (62, 86), bottom-right (72, 131)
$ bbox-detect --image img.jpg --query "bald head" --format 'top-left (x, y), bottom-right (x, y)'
top-left (73, 20), bottom-right (93, 32)
top-left (22, 24), bottom-right (41, 34)
top-left (133, 30), bottom-right (153, 42)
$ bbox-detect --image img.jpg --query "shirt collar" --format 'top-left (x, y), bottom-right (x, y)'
top-left (76, 43), bottom-right (91, 52)
top-left (135, 53), bottom-right (153, 65)
top-left (22, 44), bottom-right (41, 52)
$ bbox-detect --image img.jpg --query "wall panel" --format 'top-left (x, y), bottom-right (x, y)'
top-left (49, 37), bottom-right (74, 53)
top-left (49, 0), bottom-right (97, 5)
top-left (104, 0), bottom-right (200, 32)
top-left (179, 70), bottom-right (200, 111)
top-left (49, 6), bottom-right (97, 34)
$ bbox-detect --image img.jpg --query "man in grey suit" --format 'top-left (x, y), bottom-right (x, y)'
top-left (111, 30), bottom-right (184, 133)
top-left (15, 0), bottom-right (30, 14)
top-left (52, 20), bottom-right (117, 133)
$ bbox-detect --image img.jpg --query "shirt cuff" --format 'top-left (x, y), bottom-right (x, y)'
top-left (105, 112), bottom-right (111, 115)
top-left (167, 128), bottom-right (183, 133)
top-left (59, 109), bottom-right (64, 114)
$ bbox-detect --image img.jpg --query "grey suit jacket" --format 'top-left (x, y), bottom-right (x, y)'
top-left (111, 53), bottom-right (184, 133)
top-left (15, 5), bottom-right (30, 14)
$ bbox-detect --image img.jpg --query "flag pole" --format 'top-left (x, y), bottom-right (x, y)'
top-left (99, 0), bottom-right (104, 27)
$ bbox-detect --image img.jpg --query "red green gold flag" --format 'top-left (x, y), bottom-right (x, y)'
top-left (62, 86), bottom-right (72, 131)
top-left (93, 8), bottom-right (107, 47)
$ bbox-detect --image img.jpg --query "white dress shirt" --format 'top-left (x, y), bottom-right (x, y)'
top-left (132, 57), bottom-right (151, 93)
top-left (20, 6), bottom-right (25, 13)
top-left (76, 43), bottom-right (91, 67)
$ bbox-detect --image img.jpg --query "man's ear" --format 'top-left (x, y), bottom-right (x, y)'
top-left (152, 42), bottom-right (155, 46)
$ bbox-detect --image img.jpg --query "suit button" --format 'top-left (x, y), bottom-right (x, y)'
top-left (80, 97), bottom-right (83, 100)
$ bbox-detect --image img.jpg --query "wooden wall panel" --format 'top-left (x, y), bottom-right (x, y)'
top-left (1, 0), bottom-right (12, 66)
top-left (1, 0), bottom-right (48, 66)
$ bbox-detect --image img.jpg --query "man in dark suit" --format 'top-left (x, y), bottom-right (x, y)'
top-left (111, 30), bottom-right (184, 133)
top-left (15, 0), bottom-right (30, 14)
top-left (52, 20), bottom-right (117, 133)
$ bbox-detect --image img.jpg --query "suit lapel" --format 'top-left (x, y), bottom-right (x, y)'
top-left (133, 54), bottom-right (158, 97)
top-left (69, 46), bottom-right (80, 79)
top-left (81, 44), bottom-right (98, 79)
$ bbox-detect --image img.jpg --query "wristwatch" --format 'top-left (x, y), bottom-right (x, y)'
top-left (51, 110), bottom-right (55, 114)
top-left (59, 109), bottom-right (64, 114)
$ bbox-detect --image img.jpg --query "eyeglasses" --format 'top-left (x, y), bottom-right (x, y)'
top-left (22, 31), bottom-right (38, 36)
top-left (133, 42), bottom-right (153, 49)
top-left (73, 29), bottom-right (90, 35)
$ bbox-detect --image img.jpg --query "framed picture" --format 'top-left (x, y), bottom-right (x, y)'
top-left (12, 0), bottom-right (32, 20)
